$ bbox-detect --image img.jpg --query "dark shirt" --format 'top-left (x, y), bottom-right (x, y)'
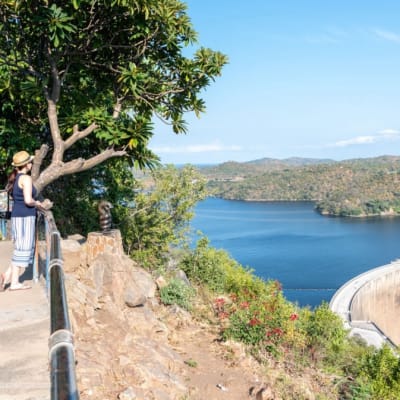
top-left (11, 173), bottom-right (37, 218)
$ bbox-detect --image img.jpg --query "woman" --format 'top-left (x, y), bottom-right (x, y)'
top-left (0, 151), bottom-right (43, 291)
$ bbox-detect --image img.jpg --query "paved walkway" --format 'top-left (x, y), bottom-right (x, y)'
top-left (0, 240), bottom-right (50, 400)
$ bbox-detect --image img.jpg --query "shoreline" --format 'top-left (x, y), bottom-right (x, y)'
top-left (212, 196), bottom-right (400, 219)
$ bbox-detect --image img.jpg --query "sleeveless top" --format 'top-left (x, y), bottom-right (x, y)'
top-left (11, 173), bottom-right (37, 218)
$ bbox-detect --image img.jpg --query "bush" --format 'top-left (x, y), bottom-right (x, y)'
top-left (357, 345), bottom-right (400, 399)
top-left (217, 280), bottom-right (299, 357)
top-left (300, 302), bottom-right (348, 366)
top-left (179, 237), bottom-right (230, 292)
top-left (159, 278), bottom-right (195, 311)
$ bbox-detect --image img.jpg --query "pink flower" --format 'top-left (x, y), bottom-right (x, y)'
top-left (215, 297), bottom-right (225, 306)
top-left (218, 311), bottom-right (229, 320)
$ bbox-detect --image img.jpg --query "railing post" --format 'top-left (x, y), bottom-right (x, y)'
top-left (33, 214), bottom-right (41, 282)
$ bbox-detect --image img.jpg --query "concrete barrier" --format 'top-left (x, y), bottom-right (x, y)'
top-left (329, 260), bottom-right (400, 348)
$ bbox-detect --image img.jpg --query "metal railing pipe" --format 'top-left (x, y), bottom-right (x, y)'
top-left (49, 263), bottom-right (72, 335)
top-left (38, 209), bottom-right (79, 400)
top-left (49, 344), bottom-right (79, 400)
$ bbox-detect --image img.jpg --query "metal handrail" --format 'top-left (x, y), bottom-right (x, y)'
top-left (37, 210), bottom-right (80, 400)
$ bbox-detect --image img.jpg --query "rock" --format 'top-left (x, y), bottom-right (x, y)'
top-left (131, 266), bottom-right (157, 298)
top-left (67, 233), bottom-right (86, 243)
top-left (118, 387), bottom-right (137, 400)
top-left (64, 230), bottom-right (189, 400)
top-left (174, 269), bottom-right (190, 286)
top-left (249, 384), bottom-right (275, 400)
top-left (124, 286), bottom-right (146, 307)
top-left (155, 275), bottom-right (168, 289)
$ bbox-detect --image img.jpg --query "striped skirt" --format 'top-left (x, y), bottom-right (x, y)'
top-left (11, 216), bottom-right (36, 268)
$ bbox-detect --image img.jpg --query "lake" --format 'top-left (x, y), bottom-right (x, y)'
top-left (191, 198), bottom-right (400, 308)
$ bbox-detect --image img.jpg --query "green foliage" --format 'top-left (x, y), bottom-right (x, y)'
top-left (221, 281), bottom-right (294, 349)
top-left (300, 302), bottom-right (348, 366)
top-left (159, 278), bottom-right (195, 311)
top-left (356, 345), bottom-right (400, 399)
top-left (201, 156), bottom-right (400, 217)
top-left (184, 358), bottom-right (198, 368)
top-left (181, 237), bottom-right (300, 355)
top-left (179, 236), bottom-right (230, 292)
top-left (0, 0), bottom-right (228, 187)
top-left (44, 158), bottom-right (138, 237)
top-left (121, 164), bottom-right (208, 267)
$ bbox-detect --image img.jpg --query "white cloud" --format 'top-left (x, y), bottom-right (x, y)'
top-left (332, 136), bottom-right (376, 147)
top-left (373, 29), bottom-right (400, 43)
top-left (328, 129), bottom-right (400, 148)
top-left (378, 128), bottom-right (400, 137)
top-left (151, 142), bottom-right (242, 154)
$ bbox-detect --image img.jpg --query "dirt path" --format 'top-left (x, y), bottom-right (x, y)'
top-left (163, 311), bottom-right (271, 400)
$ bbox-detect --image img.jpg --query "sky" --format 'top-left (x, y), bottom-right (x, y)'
top-left (149, 1), bottom-right (400, 165)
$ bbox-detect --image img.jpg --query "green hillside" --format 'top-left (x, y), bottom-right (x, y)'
top-left (199, 156), bottom-right (400, 217)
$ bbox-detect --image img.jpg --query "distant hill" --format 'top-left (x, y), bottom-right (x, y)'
top-left (246, 156), bottom-right (335, 167)
top-left (198, 155), bottom-right (400, 217)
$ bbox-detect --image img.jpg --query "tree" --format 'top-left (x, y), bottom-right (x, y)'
top-left (0, 1), bottom-right (227, 192)
top-left (119, 164), bottom-right (208, 267)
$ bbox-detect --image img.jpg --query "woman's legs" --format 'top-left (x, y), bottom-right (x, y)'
top-left (10, 265), bottom-right (23, 287)
top-left (10, 216), bottom-right (35, 289)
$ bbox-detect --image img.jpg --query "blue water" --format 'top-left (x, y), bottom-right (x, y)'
top-left (191, 198), bottom-right (400, 308)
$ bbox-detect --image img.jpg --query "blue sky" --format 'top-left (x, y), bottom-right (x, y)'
top-left (149, 1), bottom-right (400, 164)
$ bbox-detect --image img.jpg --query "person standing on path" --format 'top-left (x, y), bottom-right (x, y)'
top-left (0, 151), bottom-right (43, 291)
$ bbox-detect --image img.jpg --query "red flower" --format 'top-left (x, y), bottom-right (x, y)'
top-left (249, 317), bottom-right (261, 326)
top-left (239, 301), bottom-right (250, 309)
top-left (266, 327), bottom-right (283, 337)
top-left (218, 311), bottom-right (229, 320)
top-left (273, 328), bottom-right (283, 336)
top-left (289, 313), bottom-right (298, 321)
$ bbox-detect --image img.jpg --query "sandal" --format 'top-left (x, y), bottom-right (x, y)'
top-left (9, 283), bottom-right (32, 291)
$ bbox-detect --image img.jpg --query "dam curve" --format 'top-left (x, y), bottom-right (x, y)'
top-left (329, 259), bottom-right (400, 348)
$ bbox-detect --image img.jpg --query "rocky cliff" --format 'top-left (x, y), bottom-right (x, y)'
top-left (61, 233), bottom-right (271, 400)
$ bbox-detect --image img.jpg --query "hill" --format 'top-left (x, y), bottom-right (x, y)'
top-left (199, 155), bottom-right (400, 217)
top-left (247, 156), bottom-right (335, 167)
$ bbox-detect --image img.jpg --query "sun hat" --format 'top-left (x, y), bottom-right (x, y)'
top-left (12, 151), bottom-right (34, 167)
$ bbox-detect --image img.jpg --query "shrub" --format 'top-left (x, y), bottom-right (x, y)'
top-left (300, 302), bottom-right (348, 366)
top-left (220, 280), bottom-right (300, 357)
top-left (159, 278), bottom-right (195, 311)
top-left (179, 237), bottom-right (229, 292)
top-left (357, 345), bottom-right (400, 399)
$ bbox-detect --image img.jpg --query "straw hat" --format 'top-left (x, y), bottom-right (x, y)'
top-left (12, 151), bottom-right (34, 167)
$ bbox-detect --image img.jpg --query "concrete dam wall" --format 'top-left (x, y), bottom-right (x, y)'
top-left (350, 264), bottom-right (400, 345)
top-left (330, 260), bottom-right (400, 347)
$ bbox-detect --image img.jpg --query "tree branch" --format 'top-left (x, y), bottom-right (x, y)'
top-left (66, 148), bottom-right (127, 174)
top-left (64, 122), bottom-right (98, 150)
top-left (34, 148), bottom-right (127, 193)
top-left (31, 144), bottom-right (49, 182)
